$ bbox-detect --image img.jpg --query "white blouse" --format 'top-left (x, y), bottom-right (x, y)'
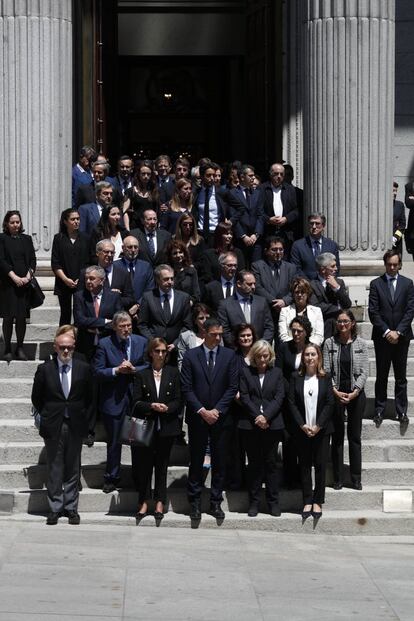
top-left (304, 375), bottom-right (319, 427)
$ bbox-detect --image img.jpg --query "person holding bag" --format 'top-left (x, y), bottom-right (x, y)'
top-left (131, 337), bottom-right (182, 522)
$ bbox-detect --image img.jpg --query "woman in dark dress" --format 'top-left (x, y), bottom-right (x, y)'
top-left (0, 210), bottom-right (36, 361)
top-left (160, 178), bottom-right (194, 234)
top-left (165, 239), bottom-right (200, 305)
top-left (89, 204), bottom-right (128, 262)
top-left (173, 213), bottom-right (206, 270)
top-left (131, 337), bottom-right (183, 523)
top-left (51, 208), bottom-right (90, 326)
top-left (198, 221), bottom-right (245, 285)
top-left (122, 160), bottom-right (159, 231)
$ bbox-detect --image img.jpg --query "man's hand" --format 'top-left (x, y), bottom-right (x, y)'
top-left (269, 216), bottom-right (287, 227)
top-left (385, 330), bottom-right (399, 345)
top-left (116, 360), bottom-right (135, 374)
top-left (326, 274), bottom-right (339, 290)
top-left (254, 414), bottom-right (269, 430)
top-left (199, 408), bottom-right (219, 425)
top-left (271, 299), bottom-right (285, 310)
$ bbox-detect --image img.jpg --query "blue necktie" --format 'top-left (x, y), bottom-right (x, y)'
top-left (61, 364), bottom-right (69, 399)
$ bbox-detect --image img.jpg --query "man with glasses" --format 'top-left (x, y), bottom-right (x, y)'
top-left (290, 212), bottom-right (340, 280)
top-left (310, 252), bottom-right (351, 338)
top-left (202, 251), bottom-right (238, 311)
top-left (259, 162), bottom-right (298, 246)
top-left (114, 236), bottom-right (154, 319)
top-left (31, 327), bottom-right (93, 525)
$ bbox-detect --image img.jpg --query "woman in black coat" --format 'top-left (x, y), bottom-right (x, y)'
top-left (51, 208), bottom-right (90, 325)
top-left (288, 344), bottom-right (334, 519)
top-left (0, 210), bottom-right (36, 361)
top-left (131, 337), bottom-right (183, 522)
top-left (239, 339), bottom-right (285, 517)
top-left (165, 239), bottom-right (200, 305)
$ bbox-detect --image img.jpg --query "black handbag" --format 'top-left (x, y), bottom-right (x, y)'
top-left (27, 273), bottom-right (45, 309)
top-left (119, 415), bottom-right (155, 447)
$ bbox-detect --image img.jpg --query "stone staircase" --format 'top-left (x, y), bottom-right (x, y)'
top-left (0, 284), bottom-right (413, 533)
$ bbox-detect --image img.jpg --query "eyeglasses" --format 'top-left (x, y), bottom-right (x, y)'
top-left (337, 319), bottom-right (351, 325)
top-left (100, 250), bottom-right (115, 255)
top-left (56, 345), bottom-right (75, 351)
top-left (291, 328), bottom-right (304, 334)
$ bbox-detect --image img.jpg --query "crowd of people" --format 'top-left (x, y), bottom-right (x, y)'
top-left (1, 147), bottom-right (413, 526)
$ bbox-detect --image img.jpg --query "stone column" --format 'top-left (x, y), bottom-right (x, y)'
top-left (303, 0), bottom-right (395, 275)
top-left (0, 0), bottom-right (72, 268)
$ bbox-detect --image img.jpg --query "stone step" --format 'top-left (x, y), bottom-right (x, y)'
top-left (1, 485), bottom-right (411, 515)
top-left (0, 460), bottom-right (413, 490)
top-left (368, 358), bottom-right (414, 375)
top-left (30, 306), bottom-right (61, 324)
top-left (0, 420), bottom-right (41, 442)
top-left (0, 361), bottom-right (41, 378)
top-left (0, 508), bottom-right (413, 535)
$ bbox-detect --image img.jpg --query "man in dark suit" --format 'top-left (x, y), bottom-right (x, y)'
top-left (290, 212), bottom-right (340, 280)
top-left (283, 163), bottom-right (304, 238)
top-left (75, 161), bottom-right (122, 209)
top-left (218, 270), bottom-right (274, 347)
top-left (155, 154), bottom-right (175, 204)
top-left (181, 318), bottom-right (239, 520)
top-left (78, 181), bottom-right (114, 237)
top-left (368, 249), bottom-right (414, 426)
top-left (130, 209), bottom-right (171, 267)
top-left (138, 264), bottom-right (192, 353)
top-left (73, 266), bottom-right (123, 360)
top-left (111, 155), bottom-right (134, 197)
top-left (252, 236), bottom-right (297, 334)
top-left (231, 164), bottom-right (265, 265)
top-left (258, 162), bottom-right (298, 245)
top-left (393, 181), bottom-right (406, 255)
top-left (31, 328), bottom-right (93, 525)
top-left (114, 235), bottom-right (155, 320)
top-left (310, 252), bottom-right (351, 338)
top-left (202, 251), bottom-right (238, 311)
top-left (72, 144), bottom-right (97, 207)
top-left (93, 311), bottom-right (148, 492)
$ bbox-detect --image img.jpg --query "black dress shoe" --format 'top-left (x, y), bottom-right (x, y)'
top-left (247, 503), bottom-right (259, 517)
top-left (65, 510), bottom-right (80, 525)
top-left (189, 501), bottom-right (202, 520)
top-left (352, 479), bottom-right (362, 490)
top-left (3, 351), bottom-right (12, 363)
top-left (15, 347), bottom-right (27, 361)
top-left (268, 503), bottom-right (281, 517)
top-left (46, 512), bottom-right (60, 525)
top-left (373, 414), bottom-right (383, 428)
top-left (312, 508), bottom-right (323, 519)
top-left (398, 414), bottom-right (409, 425)
top-left (84, 433), bottom-right (95, 447)
top-left (209, 502), bottom-right (225, 519)
top-left (333, 481), bottom-right (343, 490)
top-left (102, 481), bottom-right (117, 494)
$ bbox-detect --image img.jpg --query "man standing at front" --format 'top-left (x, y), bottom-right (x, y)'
top-left (181, 319), bottom-right (238, 521)
top-left (369, 250), bottom-right (414, 427)
top-left (31, 329), bottom-right (93, 525)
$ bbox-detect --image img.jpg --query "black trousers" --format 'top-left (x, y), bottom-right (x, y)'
top-left (102, 413), bottom-right (124, 483)
top-left (295, 432), bottom-right (329, 505)
top-left (44, 419), bottom-right (82, 513)
top-left (131, 434), bottom-right (175, 504)
top-left (187, 418), bottom-right (231, 503)
top-left (241, 429), bottom-right (283, 504)
top-left (58, 290), bottom-right (75, 326)
top-left (331, 391), bottom-right (366, 483)
top-left (373, 337), bottom-right (410, 417)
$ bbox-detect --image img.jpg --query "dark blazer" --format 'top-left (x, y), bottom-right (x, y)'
top-left (230, 186), bottom-right (265, 239)
top-left (130, 227), bottom-right (171, 267)
top-left (239, 366), bottom-right (285, 431)
top-left (393, 200), bottom-right (406, 234)
top-left (310, 277), bottom-right (352, 338)
top-left (72, 165), bottom-right (92, 206)
top-left (73, 288), bottom-right (123, 356)
top-left (181, 344), bottom-right (239, 425)
top-left (31, 357), bottom-right (93, 440)
top-left (75, 180), bottom-right (122, 209)
top-left (132, 365), bottom-right (183, 437)
top-left (217, 295), bottom-right (274, 346)
top-left (174, 266), bottom-right (200, 303)
top-left (202, 279), bottom-right (235, 311)
top-left (51, 233), bottom-right (90, 296)
top-left (78, 263), bottom-right (135, 310)
top-left (78, 202), bottom-right (102, 237)
top-left (251, 259), bottom-right (297, 306)
top-left (0, 233), bottom-right (36, 278)
top-left (114, 257), bottom-right (155, 303)
top-left (288, 372), bottom-right (334, 435)
top-left (290, 235), bottom-right (340, 280)
top-left (197, 247), bottom-right (245, 285)
top-left (157, 176), bottom-right (175, 204)
top-left (93, 333), bottom-right (148, 417)
top-left (138, 288), bottom-right (192, 344)
top-left (88, 228), bottom-right (129, 264)
top-left (259, 181), bottom-right (298, 238)
top-left (368, 274), bottom-right (414, 340)
top-left (192, 185), bottom-right (245, 231)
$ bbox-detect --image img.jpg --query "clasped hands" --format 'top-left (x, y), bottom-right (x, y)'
top-left (301, 424), bottom-right (320, 438)
top-left (116, 360), bottom-right (136, 375)
top-left (254, 414), bottom-right (269, 430)
top-left (385, 330), bottom-right (399, 345)
top-left (199, 408), bottom-right (220, 425)
top-left (150, 402), bottom-right (168, 413)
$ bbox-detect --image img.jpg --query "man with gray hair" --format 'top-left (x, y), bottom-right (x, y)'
top-left (78, 181), bottom-right (115, 237)
top-left (310, 252), bottom-right (351, 338)
top-left (75, 160), bottom-right (121, 209)
top-left (202, 251), bottom-right (238, 311)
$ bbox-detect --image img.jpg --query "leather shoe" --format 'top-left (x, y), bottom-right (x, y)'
top-left (46, 512), bottom-right (60, 525)
top-left (352, 479), bottom-right (362, 491)
top-left (3, 351), bottom-right (12, 363)
top-left (65, 510), bottom-right (80, 525)
top-left (209, 502), bottom-right (225, 519)
top-left (333, 481), bottom-right (343, 490)
top-left (373, 414), bottom-right (383, 428)
top-left (102, 481), bottom-right (117, 493)
top-left (301, 508), bottom-right (312, 520)
top-left (189, 500), bottom-right (202, 520)
top-left (268, 503), bottom-right (281, 517)
top-left (398, 414), bottom-right (409, 425)
top-left (247, 503), bottom-right (259, 517)
top-left (15, 347), bottom-right (27, 361)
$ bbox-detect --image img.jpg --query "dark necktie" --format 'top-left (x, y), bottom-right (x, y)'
top-left (163, 293), bottom-right (171, 321)
top-left (128, 261), bottom-right (135, 275)
top-left (244, 187), bottom-right (251, 209)
top-left (225, 281), bottom-right (232, 298)
top-left (147, 232), bottom-right (155, 258)
top-left (61, 364), bottom-right (69, 399)
top-left (203, 186), bottom-right (210, 237)
top-left (208, 350), bottom-right (215, 377)
top-left (242, 297), bottom-right (251, 323)
top-left (313, 239), bottom-right (321, 257)
top-left (388, 277), bottom-right (396, 301)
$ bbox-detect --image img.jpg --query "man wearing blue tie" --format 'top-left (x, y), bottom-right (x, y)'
top-left (93, 311), bottom-right (148, 493)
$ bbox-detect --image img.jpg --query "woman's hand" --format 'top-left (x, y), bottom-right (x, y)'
top-left (10, 274), bottom-right (25, 287)
top-left (150, 403), bottom-right (168, 413)
top-left (254, 414), bottom-right (269, 430)
top-left (301, 424), bottom-right (314, 437)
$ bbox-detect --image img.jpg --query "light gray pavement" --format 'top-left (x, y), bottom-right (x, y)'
top-left (0, 523), bottom-right (412, 620)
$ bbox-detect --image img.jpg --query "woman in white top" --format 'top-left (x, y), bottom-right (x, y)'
top-left (279, 277), bottom-right (324, 346)
top-left (288, 344), bottom-right (334, 520)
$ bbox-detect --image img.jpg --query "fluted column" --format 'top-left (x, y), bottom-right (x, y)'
top-left (0, 0), bottom-right (72, 266)
top-left (303, 1), bottom-right (395, 273)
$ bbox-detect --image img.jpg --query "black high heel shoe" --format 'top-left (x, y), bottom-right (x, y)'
top-left (301, 505), bottom-right (313, 520)
top-left (312, 504), bottom-right (322, 519)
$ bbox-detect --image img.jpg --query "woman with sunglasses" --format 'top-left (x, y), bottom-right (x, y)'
top-left (323, 309), bottom-right (369, 491)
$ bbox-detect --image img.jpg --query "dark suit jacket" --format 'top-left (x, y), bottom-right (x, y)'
top-left (51, 233), bottom-right (90, 296)
top-left (288, 372), bottom-right (334, 435)
top-left (259, 181), bottom-right (298, 238)
top-left (31, 358), bottom-right (93, 440)
top-left (251, 259), bottom-right (297, 306)
top-left (72, 165), bottom-right (92, 206)
top-left (181, 344), bottom-right (239, 425)
top-left (73, 288), bottom-right (123, 356)
top-left (202, 279), bottom-right (235, 311)
top-left (368, 274), bottom-right (414, 340)
top-left (393, 200), bottom-right (406, 234)
top-left (197, 247), bottom-right (245, 285)
top-left (132, 365), bottom-right (183, 436)
top-left (114, 257), bottom-right (155, 302)
top-left (93, 333), bottom-right (148, 417)
top-left (78, 203), bottom-right (101, 237)
top-left (192, 185), bottom-right (245, 231)
top-left (138, 288), bottom-right (192, 344)
top-left (290, 235), bottom-right (340, 280)
top-left (75, 179), bottom-right (122, 209)
top-left (230, 186), bottom-right (265, 238)
top-left (217, 295), bottom-right (274, 346)
top-left (130, 227), bottom-right (171, 267)
top-left (0, 233), bottom-right (36, 278)
top-left (157, 176), bottom-right (175, 204)
top-left (78, 263), bottom-right (135, 310)
top-left (239, 366), bottom-right (285, 431)
top-left (310, 277), bottom-right (351, 338)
